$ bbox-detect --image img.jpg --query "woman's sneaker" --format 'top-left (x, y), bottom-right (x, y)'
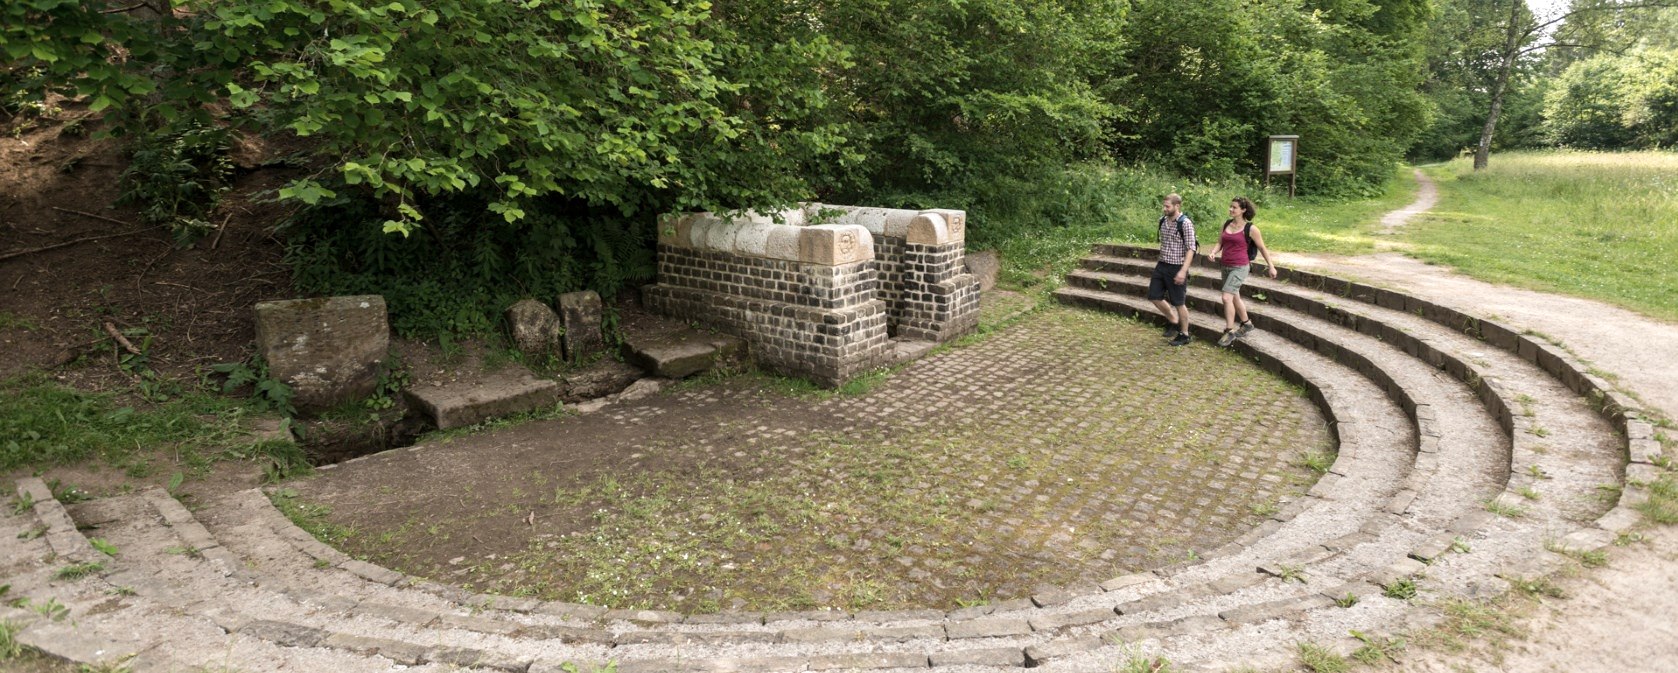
top-left (1236, 321), bottom-right (1256, 338)
top-left (1217, 330), bottom-right (1237, 347)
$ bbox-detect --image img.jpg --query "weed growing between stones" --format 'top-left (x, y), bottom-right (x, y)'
top-left (0, 619), bottom-right (19, 660)
top-left (1295, 642), bottom-right (1349, 673)
top-left (53, 561), bottom-right (104, 581)
top-left (1334, 592), bottom-right (1360, 608)
top-left (1295, 451), bottom-right (1334, 474)
top-left (1382, 577), bottom-right (1419, 600)
top-left (1113, 650), bottom-right (1175, 673)
top-left (1349, 630), bottom-right (1406, 665)
top-left (1638, 467), bottom-right (1678, 524)
top-left (1482, 497), bottom-right (1526, 518)
top-left (1509, 576), bottom-right (1566, 599)
top-left (89, 538), bottom-right (118, 558)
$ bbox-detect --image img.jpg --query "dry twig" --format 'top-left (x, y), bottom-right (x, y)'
top-left (102, 321), bottom-right (142, 356)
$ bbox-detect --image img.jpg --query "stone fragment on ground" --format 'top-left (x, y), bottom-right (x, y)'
top-left (254, 295), bottom-right (390, 413)
top-left (505, 298), bottom-right (562, 357)
top-left (404, 364), bottom-right (560, 430)
top-left (558, 290), bottom-right (607, 362)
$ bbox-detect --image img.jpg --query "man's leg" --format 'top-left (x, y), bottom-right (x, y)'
top-left (1149, 263), bottom-right (1181, 336)
top-left (1176, 303), bottom-right (1192, 335)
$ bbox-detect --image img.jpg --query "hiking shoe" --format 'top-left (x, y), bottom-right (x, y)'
top-left (1217, 330), bottom-right (1237, 347)
top-left (1169, 333), bottom-right (1192, 347)
top-left (1236, 320), bottom-right (1256, 337)
top-left (1163, 322), bottom-right (1180, 338)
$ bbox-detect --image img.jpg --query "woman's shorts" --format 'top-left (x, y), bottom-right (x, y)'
top-left (1221, 264), bottom-right (1250, 295)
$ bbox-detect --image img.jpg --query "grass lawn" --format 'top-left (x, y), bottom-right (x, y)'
top-left (1403, 151), bottom-right (1678, 322)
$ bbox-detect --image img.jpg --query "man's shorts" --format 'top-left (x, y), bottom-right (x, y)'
top-left (1220, 264), bottom-right (1250, 295)
top-left (1147, 261), bottom-right (1187, 307)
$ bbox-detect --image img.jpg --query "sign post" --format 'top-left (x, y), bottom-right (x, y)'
top-left (1265, 135), bottom-right (1299, 198)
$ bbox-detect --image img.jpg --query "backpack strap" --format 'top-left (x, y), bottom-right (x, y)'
top-left (1158, 214), bottom-right (1196, 250)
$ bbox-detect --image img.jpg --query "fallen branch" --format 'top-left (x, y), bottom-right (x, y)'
top-left (50, 206), bottom-right (134, 227)
top-left (209, 213), bottom-right (233, 250)
top-left (0, 227), bottom-right (156, 263)
top-left (102, 321), bottom-right (142, 356)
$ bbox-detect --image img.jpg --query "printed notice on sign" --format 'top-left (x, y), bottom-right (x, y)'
top-left (1268, 138), bottom-right (1295, 173)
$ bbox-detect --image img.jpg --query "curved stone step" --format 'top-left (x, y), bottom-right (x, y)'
top-left (1047, 250), bottom-right (1651, 664)
top-left (1072, 253), bottom-right (1628, 531)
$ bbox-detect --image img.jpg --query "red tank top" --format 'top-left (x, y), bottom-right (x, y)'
top-left (1220, 222), bottom-right (1249, 267)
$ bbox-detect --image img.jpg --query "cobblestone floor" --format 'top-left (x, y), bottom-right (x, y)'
top-left (299, 303), bottom-right (1330, 613)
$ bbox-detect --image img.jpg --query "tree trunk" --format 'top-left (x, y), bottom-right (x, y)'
top-left (1474, 55), bottom-right (1514, 170)
top-left (1475, 0), bottom-right (1528, 171)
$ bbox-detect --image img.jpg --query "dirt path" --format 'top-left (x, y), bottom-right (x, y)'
top-left (1374, 168), bottom-right (1439, 240)
top-left (1289, 170), bottom-right (1678, 673)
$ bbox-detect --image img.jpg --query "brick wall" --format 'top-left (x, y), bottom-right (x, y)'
top-left (649, 205), bottom-right (979, 387)
top-left (644, 243), bottom-right (891, 387)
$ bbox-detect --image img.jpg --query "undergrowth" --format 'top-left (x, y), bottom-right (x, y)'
top-left (0, 372), bottom-right (291, 477)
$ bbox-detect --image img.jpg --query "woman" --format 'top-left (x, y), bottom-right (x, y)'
top-left (1204, 197), bottom-right (1276, 347)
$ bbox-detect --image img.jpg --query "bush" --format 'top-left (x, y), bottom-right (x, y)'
top-left (284, 192), bottom-right (652, 338)
top-left (118, 121), bottom-right (232, 246)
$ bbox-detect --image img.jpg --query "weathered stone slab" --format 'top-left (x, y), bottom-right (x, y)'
top-left (405, 366), bottom-right (560, 430)
top-left (930, 646), bottom-right (1026, 667)
top-left (1024, 635), bottom-right (1106, 665)
top-left (519, 623), bottom-right (614, 644)
top-left (964, 249), bottom-right (1000, 292)
top-left (809, 652), bottom-right (927, 670)
top-left (354, 602), bottom-right (441, 626)
top-left (440, 612), bottom-right (523, 635)
top-left (238, 619), bottom-right (327, 648)
top-left (863, 624), bottom-right (945, 641)
top-left (603, 608), bottom-right (684, 624)
top-left (1028, 607), bottom-right (1120, 631)
top-left (559, 290), bottom-right (607, 361)
top-left (507, 298), bottom-right (562, 357)
top-left (426, 646), bottom-right (530, 672)
top-left (621, 329), bottom-right (743, 378)
top-left (534, 601), bottom-right (610, 620)
top-left (945, 617), bottom-right (1031, 639)
top-left (254, 295), bottom-right (389, 413)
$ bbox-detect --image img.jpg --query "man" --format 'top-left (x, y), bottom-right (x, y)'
top-left (1148, 193), bottom-right (1195, 346)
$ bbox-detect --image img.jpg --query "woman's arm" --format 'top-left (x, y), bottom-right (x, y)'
top-left (1251, 225), bottom-right (1278, 278)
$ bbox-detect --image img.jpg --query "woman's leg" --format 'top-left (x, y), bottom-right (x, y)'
top-left (1234, 293), bottom-right (1250, 325)
top-left (1222, 292), bottom-right (1238, 330)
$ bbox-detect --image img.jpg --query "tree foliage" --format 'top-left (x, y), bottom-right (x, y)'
top-left (5, 0), bottom-right (1458, 333)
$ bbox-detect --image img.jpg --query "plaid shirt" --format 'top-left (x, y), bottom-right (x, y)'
top-left (1157, 213), bottom-right (1196, 264)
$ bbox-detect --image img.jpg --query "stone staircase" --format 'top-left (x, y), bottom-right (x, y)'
top-left (2, 242), bottom-right (1662, 672)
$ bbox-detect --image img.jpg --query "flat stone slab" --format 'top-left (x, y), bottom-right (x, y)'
top-left (404, 366), bottom-right (560, 430)
top-left (621, 328), bottom-right (743, 378)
